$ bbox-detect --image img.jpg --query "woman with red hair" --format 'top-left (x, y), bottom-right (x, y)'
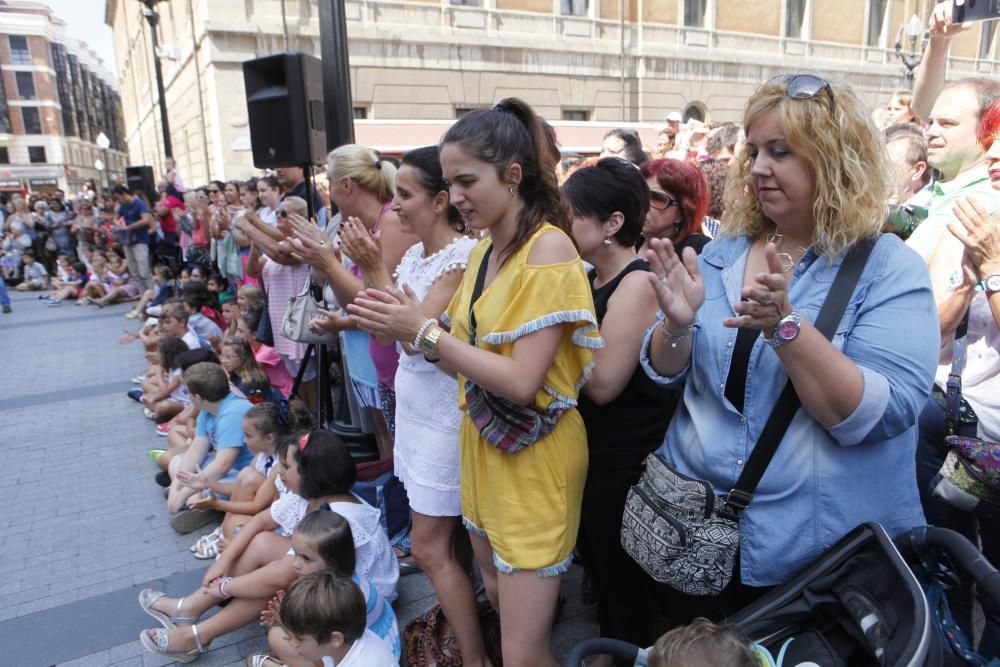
top-left (638, 158), bottom-right (711, 257)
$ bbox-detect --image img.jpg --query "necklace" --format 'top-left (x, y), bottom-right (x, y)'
top-left (767, 233), bottom-right (808, 273)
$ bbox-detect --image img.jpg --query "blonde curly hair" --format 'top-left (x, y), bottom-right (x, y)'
top-left (721, 75), bottom-right (889, 258)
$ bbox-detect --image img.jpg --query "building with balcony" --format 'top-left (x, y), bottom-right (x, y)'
top-left (106, 0), bottom-right (1000, 184)
top-left (0, 1), bottom-right (127, 197)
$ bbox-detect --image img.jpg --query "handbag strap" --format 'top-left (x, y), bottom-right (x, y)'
top-left (468, 244), bottom-right (494, 345)
top-left (719, 236), bottom-right (876, 520)
top-left (945, 310), bottom-right (970, 435)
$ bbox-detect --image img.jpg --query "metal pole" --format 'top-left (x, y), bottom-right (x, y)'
top-left (281, 0), bottom-right (289, 52)
top-left (318, 0), bottom-right (356, 151)
top-left (141, 2), bottom-right (173, 158)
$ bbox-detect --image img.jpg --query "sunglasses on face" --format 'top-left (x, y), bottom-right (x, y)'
top-left (649, 189), bottom-right (681, 211)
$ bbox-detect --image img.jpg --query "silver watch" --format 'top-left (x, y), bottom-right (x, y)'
top-left (763, 310), bottom-right (801, 348)
top-left (985, 274), bottom-right (1000, 293)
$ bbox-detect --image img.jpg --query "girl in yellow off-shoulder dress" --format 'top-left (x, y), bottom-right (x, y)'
top-left (350, 97), bottom-right (601, 667)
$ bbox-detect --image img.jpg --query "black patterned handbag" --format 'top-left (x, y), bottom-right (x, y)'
top-left (621, 238), bottom-right (875, 596)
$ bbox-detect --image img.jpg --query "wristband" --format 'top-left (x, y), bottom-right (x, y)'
top-left (218, 576), bottom-right (233, 599)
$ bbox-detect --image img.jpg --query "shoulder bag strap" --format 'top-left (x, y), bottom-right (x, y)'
top-left (719, 236), bottom-right (877, 520)
top-left (468, 244), bottom-right (494, 345)
top-left (944, 310), bottom-right (970, 435)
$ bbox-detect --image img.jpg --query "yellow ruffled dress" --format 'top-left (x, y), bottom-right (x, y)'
top-left (443, 224), bottom-right (603, 574)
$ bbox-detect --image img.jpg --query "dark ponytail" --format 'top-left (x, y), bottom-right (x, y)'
top-left (442, 97), bottom-right (571, 263)
top-left (401, 146), bottom-right (464, 232)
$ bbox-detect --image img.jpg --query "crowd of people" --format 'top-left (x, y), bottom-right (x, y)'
top-left (4, 2), bottom-right (1000, 665)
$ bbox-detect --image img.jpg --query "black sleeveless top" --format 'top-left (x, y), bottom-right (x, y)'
top-left (577, 259), bottom-right (680, 471)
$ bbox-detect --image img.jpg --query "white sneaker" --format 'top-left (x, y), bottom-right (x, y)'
top-left (131, 374), bottom-right (146, 384)
top-left (143, 408), bottom-right (155, 419)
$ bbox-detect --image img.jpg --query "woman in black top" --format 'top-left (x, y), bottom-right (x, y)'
top-left (565, 158), bottom-right (685, 662)
top-left (637, 158), bottom-right (712, 257)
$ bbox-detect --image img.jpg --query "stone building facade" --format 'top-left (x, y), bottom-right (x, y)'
top-left (0, 1), bottom-right (127, 196)
top-left (107, 0), bottom-right (1000, 183)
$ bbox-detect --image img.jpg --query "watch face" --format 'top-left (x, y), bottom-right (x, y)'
top-left (987, 275), bottom-right (1000, 292)
top-left (777, 320), bottom-right (799, 341)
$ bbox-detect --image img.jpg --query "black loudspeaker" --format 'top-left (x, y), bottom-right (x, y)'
top-left (243, 52), bottom-right (326, 168)
top-left (125, 165), bottom-right (156, 203)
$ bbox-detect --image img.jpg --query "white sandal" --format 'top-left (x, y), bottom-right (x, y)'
top-left (139, 624), bottom-right (206, 664)
top-left (190, 527), bottom-right (223, 553)
top-left (138, 589), bottom-right (195, 628)
top-left (246, 654), bottom-right (284, 667)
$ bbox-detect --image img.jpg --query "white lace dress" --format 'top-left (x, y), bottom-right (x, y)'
top-left (392, 236), bottom-right (476, 517)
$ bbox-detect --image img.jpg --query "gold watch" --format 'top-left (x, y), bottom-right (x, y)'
top-left (419, 326), bottom-right (444, 361)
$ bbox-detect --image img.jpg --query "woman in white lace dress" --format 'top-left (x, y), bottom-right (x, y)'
top-left (341, 146), bottom-right (488, 665)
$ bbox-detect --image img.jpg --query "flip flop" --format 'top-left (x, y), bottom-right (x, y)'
top-left (147, 449), bottom-right (166, 463)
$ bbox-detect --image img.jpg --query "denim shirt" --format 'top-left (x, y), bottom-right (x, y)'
top-left (640, 234), bottom-right (938, 586)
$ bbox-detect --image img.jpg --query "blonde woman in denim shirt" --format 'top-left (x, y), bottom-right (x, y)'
top-left (640, 75), bottom-right (940, 623)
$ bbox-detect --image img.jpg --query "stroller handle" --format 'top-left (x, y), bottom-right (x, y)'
top-left (565, 638), bottom-right (641, 666)
top-left (921, 526), bottom-right (1000, 609)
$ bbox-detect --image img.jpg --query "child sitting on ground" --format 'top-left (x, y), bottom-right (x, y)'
top-left (278, 572), bottom-right (397, 667)
top-left (220, 336), bottom-right (282, 404)
top-left (186, 400), bottom-right (313, 558)
top-left (138, 430), bottom-right (397, 663)
top-left (181, 281), bottom-right (224, 347)
top-left (127, 265), bottom-right (175, 320)
top-left (253, 508), bottom-right (401, 666)
top-left (140, 335), bottom-right (192, 423)
top-left (16, 250), bottom-right (48, 291)
top-left (220, 293), bottom-right (240, 337)
top-left (44, 261), bottom-right (88, 304)
top-left (239, 302), bottom-right (294, 397)
top-left (165, 361), bottom-right (254, 533)
top-left (647, 618), bottom-right (759, 667)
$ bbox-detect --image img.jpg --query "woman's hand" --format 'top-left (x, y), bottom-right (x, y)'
top-left (338, 216), bottom-right (383, 272)
top-left (644, 237), bottom-right (704, 330)
top-left (723, 243), bottom-right (791, 331)
top-left (309, 307), bottom-right (352, 334)
top-left (287, 213), bottom-right (338, 268)
top-left (950, 196), bottom-right (1000, 277)
top-left (347, 284), bottom-right (427, 343)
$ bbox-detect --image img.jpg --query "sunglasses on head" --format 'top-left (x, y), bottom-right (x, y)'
top-left (649, 189), bottom-right (681, 211)
top-left (769, 74), bottom-right (835, 110)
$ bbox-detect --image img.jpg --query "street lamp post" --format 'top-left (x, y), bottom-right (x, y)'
top-left (96, 132), bottom-right (111, 189)
top-left (894, 13), bottom-right (928, 88)
top-left (138, 0), bottom-right (173, 159)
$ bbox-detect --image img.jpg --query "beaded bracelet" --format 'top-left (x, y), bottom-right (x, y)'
top-left (661, 321), bottom-right (699, 348)
top-left (218, 576), bottom-right (234, 599)
top-left (413, 318), bottom-right (438, 349)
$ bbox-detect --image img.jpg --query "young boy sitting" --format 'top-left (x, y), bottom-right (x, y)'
top-left (166, 361), bottom-right (253, 533)
top-left (16, 250), bottom-right (48, 291)
top-left (277, 572), bottom-right (397, 667)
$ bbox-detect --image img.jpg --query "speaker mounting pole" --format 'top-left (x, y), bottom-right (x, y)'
top-left (318, 0), bottom-right (355, 152)
top-left (138, 0), bottom-right (173, 160)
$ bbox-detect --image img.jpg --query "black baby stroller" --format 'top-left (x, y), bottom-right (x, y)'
top-left (566, 523), bottom-right (1000, 666)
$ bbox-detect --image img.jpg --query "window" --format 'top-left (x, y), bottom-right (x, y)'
top-left (980, 20), bottom-right (997, 59)
top-left (683, 103), bottom-right (705, 122)
top-left (561, 0), bottom-right (588, 17)
top-left (684, 0), bottom-right (707, 27)
top-left (449, 0), bottom-right (482, 5)
top-left (785, 0), bottom-right (806, 39)
top-left (866, 0), bottom-right (888, 47)
top-left (28, 146), bottom-right (46, 163)
top-left (562, 109), bottom-right (589, 121)
top-left (352, 106), bottom-right (368, 120)
top-left (22, 107), bottom-right (41, 134)
top-left (9, 36), bottom-right (30, 65)
top-left (15, 72), bottom-right (36, 100)
top-left (0, 147), bottom-right (8, 164)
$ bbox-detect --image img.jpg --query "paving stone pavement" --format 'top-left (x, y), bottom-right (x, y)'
top-left (0, 290), bottom-right (599, 666)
